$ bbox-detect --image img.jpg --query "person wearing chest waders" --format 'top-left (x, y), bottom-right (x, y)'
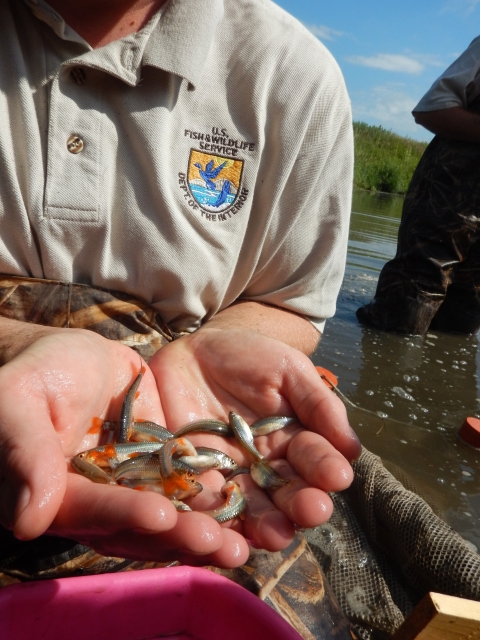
top-left (357, 35), bottom-right (480, 336)
top-left (0, 0), bottom-right (360, 567)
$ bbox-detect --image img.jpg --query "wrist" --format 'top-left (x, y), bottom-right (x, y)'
top-left (0, 317), bottom-right (62, 365)
top-left (189, 302), bottom-right (320, 355)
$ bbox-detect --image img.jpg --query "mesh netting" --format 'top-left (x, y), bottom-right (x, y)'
top-left (305, 447), bottom-right (480, 640)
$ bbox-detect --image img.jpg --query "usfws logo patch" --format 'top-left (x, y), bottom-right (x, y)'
top-left (178, 150), bottom-right (249, 222)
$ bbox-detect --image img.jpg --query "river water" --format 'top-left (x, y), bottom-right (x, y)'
top-left (311, 188), bottom-right (480, 551)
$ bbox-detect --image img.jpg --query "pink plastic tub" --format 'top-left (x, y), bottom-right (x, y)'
top-left (0, 565), bottom-right (303, 640)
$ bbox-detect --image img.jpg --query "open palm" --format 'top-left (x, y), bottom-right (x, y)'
top-left (149, 327), bottom-right (360, 551)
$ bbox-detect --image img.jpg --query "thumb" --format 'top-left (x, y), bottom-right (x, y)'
top-left (0, 429), bottom-right (67, 540)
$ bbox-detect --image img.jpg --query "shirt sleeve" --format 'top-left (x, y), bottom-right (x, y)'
top-left (239, 50), bottom-right (354, 334)
top-left (413, 36), bottom-right (480, 112)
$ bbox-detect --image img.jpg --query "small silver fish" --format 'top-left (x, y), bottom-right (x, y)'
top-left (250, 459), bottom-right (289, 489)
top-left (174, 419), bottom-right (233, 438)
top-left (250, 416), bottom-right (297, 437)
top-left (71, 442), bottom-right (166, 485)
top-left (99, 420), bottom-right (174, 444)
top-left (70, 455), bottom-right (116, 485)
top-left (158, 438), bottom-right (198, 479)
top-left (184, 447), bottom-right (240, 473)
top-left (118, 366), bottom-right (145, 443)
top-left (115, 447), bottom-right (203, 500)
top-left (130, 421), bottom-right (174, 443)
top-left (228, 411), bottom-right (263, 460)
top-left (119, 476), bottom-right (203, 500)
top-left (172, 500), bottom-right (192, 512)
top-left (113, 454), bottom-right (200, 483)
top-left (202, 481), bottom-right (246, 523)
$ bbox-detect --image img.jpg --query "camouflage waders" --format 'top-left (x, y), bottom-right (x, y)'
top-left (356, 121), bottom-right (480, 335)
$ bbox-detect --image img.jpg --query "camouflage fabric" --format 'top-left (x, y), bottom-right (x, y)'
top-left (357, 127), bottom-right (480, 335)
top-left (0, 275), bottom-right (184, 362)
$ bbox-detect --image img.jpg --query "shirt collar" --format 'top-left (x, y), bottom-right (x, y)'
top-left (23, 0), bottom-right (224, 88)
top-left (143, 0), bottom-right (224, 88)
top-left (23, 0), bottom-right (88, 46)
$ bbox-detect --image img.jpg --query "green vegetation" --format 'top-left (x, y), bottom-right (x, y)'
top-left (353, 121), bottom-right (428, 195)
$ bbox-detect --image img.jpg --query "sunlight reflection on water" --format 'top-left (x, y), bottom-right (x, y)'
top-left (312, 189), bottom-right (480, 550)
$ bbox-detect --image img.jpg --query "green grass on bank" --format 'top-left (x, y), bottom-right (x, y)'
top-left (353, 121), bottom-right (428, 195)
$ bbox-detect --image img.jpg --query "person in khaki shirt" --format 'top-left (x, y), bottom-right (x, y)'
top-left (0, 0), bottom-right (360, 568)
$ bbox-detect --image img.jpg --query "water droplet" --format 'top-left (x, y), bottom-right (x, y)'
top-left (392, 387), bottom-right (415, 401)
top-left (400, 440), bottom-right (408, 444)
top-left (385, 401), bottom-right (394, 408)
top-left (366, 390), bottom-right (374, 396)
top-left (377, 412), bottom-right (388, 419)
top-left (409, 414), bottom-right (418, 420)
top-left (403, 374), bottom-right (411, 382)
top-left (437, 478), bottom-right (446, 484)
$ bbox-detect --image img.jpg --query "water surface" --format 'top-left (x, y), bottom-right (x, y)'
top-left (311, 189), bottom-right (480, 551)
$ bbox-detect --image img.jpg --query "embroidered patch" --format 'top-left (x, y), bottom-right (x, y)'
top-left (178, 150), bottom-right (249, 221)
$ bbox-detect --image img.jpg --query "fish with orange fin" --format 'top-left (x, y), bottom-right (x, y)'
top-left (201, 481), bottom-right (246, 523)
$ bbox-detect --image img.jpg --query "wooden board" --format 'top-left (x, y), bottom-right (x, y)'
top-left (392, 592), bottom-right (480, 640)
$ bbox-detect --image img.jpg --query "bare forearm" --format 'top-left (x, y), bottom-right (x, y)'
top-left (414, 107), bottom-right (480, 143)
top-left (0, 317), bottom-right (61, 365)
top-left (200, 301), bottom-right (321, 355)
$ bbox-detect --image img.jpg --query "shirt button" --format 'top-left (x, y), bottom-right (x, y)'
top-left (70, 66), bottom-right (86, 85)
top-left (67, 135), bottom-right (84, 154)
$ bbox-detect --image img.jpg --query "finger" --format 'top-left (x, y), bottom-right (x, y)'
top-left (68, 510), bottom-right (238, 566)
top-left (235, 474), bottom-right (295, 551)
top-left (266, 460), bottom-right (334, 529)
top-left (49, 473), bottom-right (178, 537)
top-left (156, 511), bottom-right (227, 556)
top-left (177, 527), bottom-right (250, 568)
top-left (0, 363), bottom-right (68, 539)
top-left (89, 525), bottom-right (250, 568)
top-left (283, 359), bottom-right (361, 461)
top-left (287, 429), bottom-right (354, 491)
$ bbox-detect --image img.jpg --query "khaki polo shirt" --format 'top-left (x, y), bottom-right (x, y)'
top-left (414, 36), bottom-right (480, 112)
top-left (0, 0), bottom-right (353, 333)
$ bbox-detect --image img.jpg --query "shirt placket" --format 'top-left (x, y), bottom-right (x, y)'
top-left (44, 62), bottom-right (102, 222)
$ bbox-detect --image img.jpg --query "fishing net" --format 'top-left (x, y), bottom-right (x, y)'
top-left (1, 275), bottom-right (480, 639)
top-left (305, 446), bottom-right (480, 640)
